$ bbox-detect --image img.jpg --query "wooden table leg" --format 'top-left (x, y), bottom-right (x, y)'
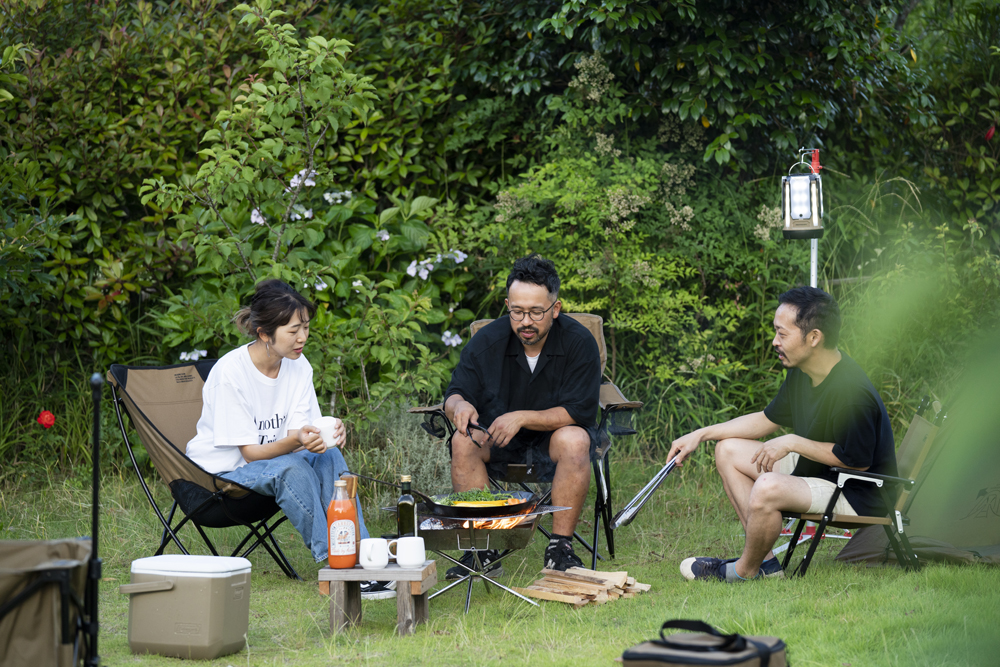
top-left (396, 581), bottom-right (431, 635)
top-left (396, 584), bottom-right (417, 636)
top-left (330, 581), bottom-right (362, 633)
top-left (414, 591), bottom-right (429, 626)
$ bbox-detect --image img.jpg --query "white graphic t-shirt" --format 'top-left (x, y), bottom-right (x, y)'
top-left (186, 343), bottom-right (322, 474)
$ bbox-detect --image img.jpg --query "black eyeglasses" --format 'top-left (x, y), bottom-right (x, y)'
top-left (508, 301), bottom-right (557, 322)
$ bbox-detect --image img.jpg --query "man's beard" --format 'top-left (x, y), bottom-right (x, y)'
top-left (518, 324), bottom-right (544, 346)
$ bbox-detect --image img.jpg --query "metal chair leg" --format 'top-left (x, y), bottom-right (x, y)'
top-left (782, 519), bottom-right (806, 570)
top-left (795, 517), bottom-right (830, 577)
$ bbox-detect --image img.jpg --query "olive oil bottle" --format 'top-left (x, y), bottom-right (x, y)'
top-left (396, 475), bottom-right (417, 537)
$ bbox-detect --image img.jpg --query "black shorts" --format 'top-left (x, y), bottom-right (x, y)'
top-left (451, 425), bottom-right (597, 483)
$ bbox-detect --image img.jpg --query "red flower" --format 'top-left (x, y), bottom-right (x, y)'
top-left (987, 125), bottom-right (995, 142)
top-left (37, 410), bottom-right (56, 429)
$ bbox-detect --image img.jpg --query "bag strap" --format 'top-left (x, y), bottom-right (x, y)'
top-left (655, 620), bottom-right (747, 653)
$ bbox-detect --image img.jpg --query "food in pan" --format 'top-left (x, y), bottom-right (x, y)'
top-left (438, 488), bottom-right (516, 506)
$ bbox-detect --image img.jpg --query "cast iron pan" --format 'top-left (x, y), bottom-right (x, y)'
top-left (418, 490), bottom-right (540, 519)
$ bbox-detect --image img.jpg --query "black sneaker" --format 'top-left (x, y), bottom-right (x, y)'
top-left (544, 537), bottom-right (584, 571)
top-left (445, 550), bottom-right (503, 580)
top-left (360, 580), bottom-right (396, 600)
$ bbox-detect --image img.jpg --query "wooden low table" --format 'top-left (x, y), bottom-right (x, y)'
top-left (318, 561), bottom-right (437, 636)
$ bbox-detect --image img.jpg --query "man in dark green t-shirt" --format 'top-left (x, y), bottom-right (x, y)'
top-left (667, 286), bottom-right (896, 582)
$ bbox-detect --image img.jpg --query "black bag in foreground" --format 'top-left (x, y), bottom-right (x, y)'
top-left (622, 620), bottom-right (787, 667)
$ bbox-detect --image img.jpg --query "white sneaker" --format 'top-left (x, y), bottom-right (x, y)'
top-left (360, 581), bottom-right (396, 600)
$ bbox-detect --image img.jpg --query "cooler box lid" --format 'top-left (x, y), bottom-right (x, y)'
top-left (130, 555), bottom-right (251, 577)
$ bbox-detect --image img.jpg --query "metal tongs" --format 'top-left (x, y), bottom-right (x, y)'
top-left (465, 422), bottom-right (493, 448)
top-left (610, 457), bottom-right (677, 529)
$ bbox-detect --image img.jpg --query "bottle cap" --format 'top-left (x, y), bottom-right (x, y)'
top-left (334, 480), bottom-right (347, 487)
top-left (400, 475), bottom-right (412, 482)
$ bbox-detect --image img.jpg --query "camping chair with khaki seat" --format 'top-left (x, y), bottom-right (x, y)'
top-left (409, 314), bottom-right (642, 570)
top-left (108, 362), bottom-right (301, 579)
top-left (780, 397), bottom-right (943, 577)
top-left (0, 375), bottom-right (104, 667)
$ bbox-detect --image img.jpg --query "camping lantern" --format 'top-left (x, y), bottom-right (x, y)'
top-left (781, 149), bottom-right (824, 240)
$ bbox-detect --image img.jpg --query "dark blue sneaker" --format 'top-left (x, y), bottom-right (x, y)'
top-left (760, 557), bottom-right (785, 578)
top-left (680, 556), bottom-right (762, 582)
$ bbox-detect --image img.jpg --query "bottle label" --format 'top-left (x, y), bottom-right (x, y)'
top-left (329, 520), bottom-right (356, 556)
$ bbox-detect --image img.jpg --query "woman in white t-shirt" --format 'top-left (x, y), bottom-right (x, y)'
top-left (186, 279), bottom-right (370, 563)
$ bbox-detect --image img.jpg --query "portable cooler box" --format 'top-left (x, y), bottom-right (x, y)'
top-left (119, 555), bottom-right (251, 659)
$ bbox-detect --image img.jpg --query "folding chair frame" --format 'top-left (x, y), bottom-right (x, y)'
top-left (109, 381), bottom-right (301, 580)
top-left (781, 468), bottom-right (921, 577)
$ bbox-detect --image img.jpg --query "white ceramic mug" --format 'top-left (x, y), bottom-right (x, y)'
top-left (358, 538), bottom-right (390, 570)
top-left (312, 416), bottom-right (343, 449)
top-left (388, 536), bottom-right (425, 570)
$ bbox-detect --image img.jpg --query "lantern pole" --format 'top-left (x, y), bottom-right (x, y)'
top-left (810, 238), bottom-right (818, 288)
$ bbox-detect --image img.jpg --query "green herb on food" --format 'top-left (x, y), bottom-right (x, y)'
top-left (439, 487), bottom-right (514, 505)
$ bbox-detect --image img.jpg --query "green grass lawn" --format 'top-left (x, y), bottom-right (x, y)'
top-left (3, 460), bottom-right (998, 666)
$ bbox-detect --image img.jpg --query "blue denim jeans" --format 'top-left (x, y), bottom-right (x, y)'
top-left (220, 448), bottom-right (369, 562)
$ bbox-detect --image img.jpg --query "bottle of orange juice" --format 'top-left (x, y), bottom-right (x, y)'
top-left (327, 480), bottom-right (358, 569)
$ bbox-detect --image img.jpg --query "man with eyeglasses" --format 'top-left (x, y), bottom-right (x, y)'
top-left (442, 253), bottom-right (602, 576)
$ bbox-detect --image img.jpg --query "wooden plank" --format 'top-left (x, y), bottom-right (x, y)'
top-left (631, 582), bottom-right (651, 592)
top-left (318, 581), bottom-right (330, 596)
top-left (626, 576), bottom-right (636, 587)
top-left (540, 573), bottom-right (612, 590)
top-left (541, 568), bottom-right (611, 586)
top-left (535, 577), bottom-right (608, 595)
top-left (565, 568), bottom-right (629, 588)
top-left (410, 568), bottom-right (437, 596)
top-left (319, 561), bottom-right (435, 582)
top-left (528, 582), bottom-right (597, 600)
top-left (514, 586), bottom-right (585, 605)
top-left (329, 581), bottom-right (362, 633)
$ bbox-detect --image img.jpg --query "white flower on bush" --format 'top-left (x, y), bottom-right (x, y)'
top-left (179, 349), bottom-right (207, 361)
top-left (286, 169), bottom-right (317, 192)
top-left (251, 209), bottom-right (266, 225)
top-left (406, 249), bottom-right (468, 281)
top-left (323, 190), bottom-right (352, 205)
top-left (289, 205), bottom-right (314, 221)
top-left (376, 230), bottom-right (390, 242)
top-left (314, 278), bottom-right (328, 291)
top-left (352, 280), bottom-right (363, 293)
top-left (441, 331), bottom-right (463, 347)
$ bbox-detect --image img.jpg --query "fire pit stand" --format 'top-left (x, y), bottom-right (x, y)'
top-left (389, 505), bottom-right (568, 614)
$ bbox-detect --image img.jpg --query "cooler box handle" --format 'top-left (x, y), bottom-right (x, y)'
top-left (119, 580), bottom-right (175, 595)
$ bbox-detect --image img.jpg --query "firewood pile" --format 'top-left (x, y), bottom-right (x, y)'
top-left (513, 568), bottom-right (651, 608)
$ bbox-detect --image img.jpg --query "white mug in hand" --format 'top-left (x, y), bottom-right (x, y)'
top-left (388, 536), bottom-right (426, 570)
top-left (313, 416), bottom-right (342, 449)
top-left (358, 538), bottom-right (390, 570)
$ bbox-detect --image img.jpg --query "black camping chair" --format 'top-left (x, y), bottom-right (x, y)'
top-left (107, 362), bottom-right (300, 579)
top-left (409, 314), bottom-right (642, 569)
top-left (780, 397), bottom-right (943, 576)
top-left (0, 374), bottom-right (103, 666)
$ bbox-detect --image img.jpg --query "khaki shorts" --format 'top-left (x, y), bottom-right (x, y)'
top-left (776, 453), bottom-right (858, 516)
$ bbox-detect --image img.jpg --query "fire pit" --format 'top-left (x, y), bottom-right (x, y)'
top-left (385, 499), bottom-right (569, 614)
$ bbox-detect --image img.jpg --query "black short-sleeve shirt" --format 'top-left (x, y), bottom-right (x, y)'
top-left (763, 352), bottom-right (897, 516)
top-left (444, 315), bottom-right (602, 442)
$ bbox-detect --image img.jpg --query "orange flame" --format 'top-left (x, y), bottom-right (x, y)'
top-left (461, 515), bottom-right (528, 530)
